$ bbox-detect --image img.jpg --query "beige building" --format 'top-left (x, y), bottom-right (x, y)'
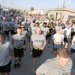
top-left (48, 8), bottom-right (75, 21)
top-left (28, 10), bottom-right (48, 15)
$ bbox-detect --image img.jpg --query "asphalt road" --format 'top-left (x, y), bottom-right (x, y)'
top-left (10, 41), bottom-right (75, 75)
top-left (0, 32), bottom-right (75, 75)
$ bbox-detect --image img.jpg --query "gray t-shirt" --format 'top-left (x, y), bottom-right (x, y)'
top-left (9, 21), bottom-right (15, 30)
top-left (0, 40), bottom-right (13, 66)
top-left (2, 21), bottom-right (9, 31)
top-left (22, 30), bottom-right (27, 36)
top-left (55, 26), bottom-right (62, 32)
top-left (36, 57), bottom-right (72, 75)
top-left (41, 27), bottom-right (49, 36)
top-left (28, 25), bottom-right (37, 35)
top-left (31, 34), bottom-right (46, 48)
top-left (21, 21), bottom-right (30, 28)
top-left (12, 34), bottom-right (27, 47)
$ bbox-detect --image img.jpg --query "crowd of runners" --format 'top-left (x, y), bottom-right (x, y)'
top-left (0, 11), bottom-right (75, 75)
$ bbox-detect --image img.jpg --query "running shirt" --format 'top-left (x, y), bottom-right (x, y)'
top-left (28, 25), bottom-right (37, 35)
top-left (71, 24), bottom-right (75, 32)
top-left (53, 33), bottom-right (64, 44)
top-left (36, 57), bottom-right (72, 75)
top-left (22, 21), bottom-right (30, 29)
top-left (41, 27), bottom-right (49, 36)
top-left (9, 21), bottom-right (15, 30)
top-left (12, 34), bottom-right (27, 47)
top-left (63, 28), bottom-right (71, 38)
top-left (22, 30), bottom-right (27, 36)
top-left (55, 26), bottom-right (62, 32)
top-left (31, 34), bottom-right (46, 48)
top-left (2, 21), bottom-right (9, 31)
top-left (14, 24), bottom-right (20, 32)
top-left (0, 40), bottom-right (13, 66)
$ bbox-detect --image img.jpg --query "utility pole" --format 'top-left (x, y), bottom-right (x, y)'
top-left (62, 0), bottom-right (66, 8)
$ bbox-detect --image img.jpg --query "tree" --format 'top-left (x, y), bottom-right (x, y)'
top-left (0, 4), bottom-right (1, 8)
top-left (30, 7), bottom-right (34, 11)
top-left (24, 10), bottom-right (26, 12)
top-left (0, 4), bottom-right (2, 13)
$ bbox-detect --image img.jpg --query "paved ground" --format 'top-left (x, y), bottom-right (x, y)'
top-left (0, 32), bottom-right (75, 75)
top-left (10, 41), bottom-right (75, 75)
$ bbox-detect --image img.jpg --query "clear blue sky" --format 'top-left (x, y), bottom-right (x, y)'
top-left (0, 0), bottom-right (74, 10)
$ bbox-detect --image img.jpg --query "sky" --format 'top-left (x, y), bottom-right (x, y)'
top-left (0, 0), bottom-right (75, 11)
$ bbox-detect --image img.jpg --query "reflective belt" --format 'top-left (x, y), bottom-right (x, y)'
top-left (24, 28), bottom-right (28, 30)
top-left (49, 28), bottom-right (52, 29)
top-left (33, 47), bottom-right (41, 50)
top-left (14, 46), bottom-right (23, 49)
top-left (14, 46), bottom-right (18, 49)
top-left (19, 46), bottom-right (23, 49)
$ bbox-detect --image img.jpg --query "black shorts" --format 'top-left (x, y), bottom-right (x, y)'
top-left (71, 48), bottom-right (75, 54)
top-left (14, 47), bottom-right (24, 57)
top-left (4, 31), bottom-right (9, 36)
top-left (32, 48), bottom-right (43, 58)
top-left (10, 30), bottom-right (16, 35)
top-left (71, 32), bottom-right (75, 39)
top-left (0, 27), bottom-right (1, 30)
top-left (64, 38), bottom-right (71, 43)
top-left (46, 33), bottom-right (51, 39)
top-left (0, 61), bottom-right (11, 73)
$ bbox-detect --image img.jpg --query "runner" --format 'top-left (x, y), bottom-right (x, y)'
top-left (2, 17), bottom-right (10, 39)
top-left (30, 27), bottom-right (46, 73)
top-left (41, 22), bottom-right (49, 39)
top-left (36, 48), bottom-right (72, 75)
top-left (63, 22), bottom-right (71, 48)
top-left (0, 31), bottom-right (13, 75)
top-left (53, 27), bottom-right (64, 54)
top-left (70, 34), bottom-right (75, 69)
top-left (11, 27), bottom-right (27, 68)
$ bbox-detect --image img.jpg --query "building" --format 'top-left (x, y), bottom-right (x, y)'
top-left (48, 8), bottom-right (75, 21)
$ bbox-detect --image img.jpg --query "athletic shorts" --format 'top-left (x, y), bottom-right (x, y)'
top-left (14, 47), bottom-right (24, 57)
top-left (64, 38), bottom-right (71, 43)
top-left (10, 30), bottom-right (16, 35)
top-left (71, 48), bottom-right (75, 54)
top-left (53, 44), bottom-right (62, 51)
top-left (0, 27), bottom-right (1, 30)
top-left (4, 31), bottom-right (9, 36)
top-left (32, 48), bottom-right (43, 58)
top-left (46, 33), bottom-right (51, 39)
top-left (0, 61), bottom-right (11, 73)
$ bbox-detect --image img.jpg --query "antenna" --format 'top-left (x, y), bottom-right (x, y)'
top-left (63, 0), bottom-right (66, 8)
top-left (58, 0), bottom-right (71, 8)
top-left (3, 0), bottom-right (5, 6)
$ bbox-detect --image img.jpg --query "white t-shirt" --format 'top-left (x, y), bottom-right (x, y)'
top-left (53, 33), bottom-right (64, 44)
top-left (63, 28), bottom-right (71, 38)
